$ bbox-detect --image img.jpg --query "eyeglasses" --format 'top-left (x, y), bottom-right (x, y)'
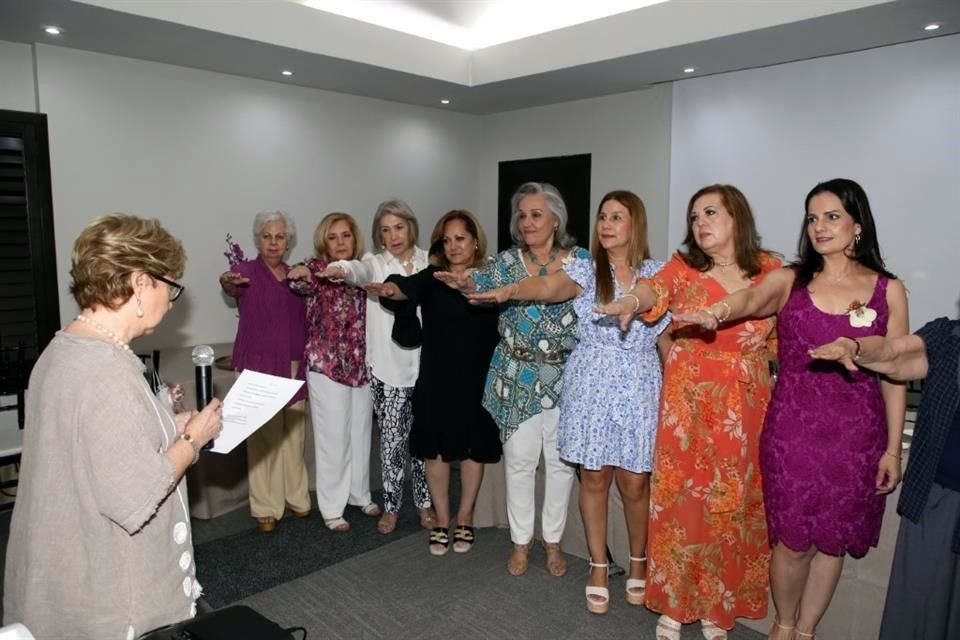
top-left (151, 273), bottom-right (185, 301)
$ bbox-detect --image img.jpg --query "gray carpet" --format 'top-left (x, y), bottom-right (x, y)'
top-left (194, 492), bottom-right (424, 607)
top-left (236, 527), bottom-right (766, 640)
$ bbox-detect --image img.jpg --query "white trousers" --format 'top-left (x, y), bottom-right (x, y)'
top-left (503, 408), bottom-right (574, 544)
top-left (307, 371), bottom-right (373, 519)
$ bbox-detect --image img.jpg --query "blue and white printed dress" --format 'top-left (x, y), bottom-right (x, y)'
top-left (557, 257), bottom-right (669, 473)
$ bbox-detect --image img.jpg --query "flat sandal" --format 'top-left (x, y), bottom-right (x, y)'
top-left (428, 527), bottom-right (450, 556)
top-left (542, 541), bottom-right (567, 576)
top-left (506, 542), bottom-right (531, 576)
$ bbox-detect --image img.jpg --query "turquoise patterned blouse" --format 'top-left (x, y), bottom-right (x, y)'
top-left (473, 246), bottom-right (591, 443)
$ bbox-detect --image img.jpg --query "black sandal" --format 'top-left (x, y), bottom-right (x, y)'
top-left (428, 527), bottom-right (450, 556)
top-left (452, 525), bottom-right (475, 553)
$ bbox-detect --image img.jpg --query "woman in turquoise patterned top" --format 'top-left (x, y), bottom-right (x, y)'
top-left (436, 182), bottom-right (589, 578)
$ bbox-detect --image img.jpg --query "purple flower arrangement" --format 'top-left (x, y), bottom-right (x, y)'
top-left (223, 233), bottom-right (248, 267)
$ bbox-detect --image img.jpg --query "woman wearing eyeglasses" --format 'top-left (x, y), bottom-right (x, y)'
top-left (3, 214), bottom-right (222, 639)
top-left (219, 210), bottom-right (311, 533)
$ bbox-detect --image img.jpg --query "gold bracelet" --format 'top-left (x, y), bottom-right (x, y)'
top-left (715, 300), bottom-right (732, 322)
top-left (508, 283), bottom-right (520, 299)
top-left (704, 308), bottom-right (722, 325)
top-left (883, 450), bottom-right (901, 461)
top-left (177, 432), bottom-right (200, 465)
top-left (621, 293), bottom-right (641, 314)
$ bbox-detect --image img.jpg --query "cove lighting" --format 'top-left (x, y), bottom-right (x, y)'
top-left (299, 0), bottom-right (672, 50)
top-left (44, 26), bottom-right (63, 36)
top-left (924, 23), bottom-right (941, 31)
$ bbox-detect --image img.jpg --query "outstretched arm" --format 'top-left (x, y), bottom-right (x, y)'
top-left (673, 267), bottom-right (794, 330)
top-left (467, 270), bottom-right (581, 305)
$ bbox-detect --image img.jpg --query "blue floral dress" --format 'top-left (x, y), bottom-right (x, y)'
top-left (557, 257), bottom-right (669, 472)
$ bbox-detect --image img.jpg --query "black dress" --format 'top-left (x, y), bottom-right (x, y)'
top-left (383, 266), bottom-right (501, 463)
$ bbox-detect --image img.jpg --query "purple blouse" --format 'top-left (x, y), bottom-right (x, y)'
top-left (290, 258), bottom-right (368, 388)
top-left (227, 256), bottom-right (307, 404)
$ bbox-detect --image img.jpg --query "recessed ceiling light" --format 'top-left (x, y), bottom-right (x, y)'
top-left (683, 67), bottom-right (696, 74)
top-left (924, 23), bottom-right (941, 31)
top-left (440, 99), bottom-right (451, 105)
top-left (281, 70), bottom-right (294, 76)
top-left (43, 26), bottom-right (63, 36)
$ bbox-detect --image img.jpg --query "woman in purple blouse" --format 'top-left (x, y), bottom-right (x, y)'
top-left (219, 210), bottom-right (310, 533)
top-left (289, 212), bottom-right (380, 532)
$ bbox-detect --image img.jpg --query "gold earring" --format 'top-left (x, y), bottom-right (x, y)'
top-left (135, 295), bottom-right (144, 318)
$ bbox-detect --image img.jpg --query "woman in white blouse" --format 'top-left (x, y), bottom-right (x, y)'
top-left (321, 199), bottom-right (435, 533)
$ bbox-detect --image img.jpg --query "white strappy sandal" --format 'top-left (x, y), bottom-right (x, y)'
top-left (625, 555), bottom-right (646, 605)
top-left (701, 620), bottom-right (728, 640)
top-left (585, 561), bottom-right (609, 615)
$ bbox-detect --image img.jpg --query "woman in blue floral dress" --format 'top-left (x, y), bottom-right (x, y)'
top-left (471, 190), bottom-right (668, 615)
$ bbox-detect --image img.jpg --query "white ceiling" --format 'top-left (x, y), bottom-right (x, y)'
top-left (296, 0), bottom-right (672, 50)
top-left (0, 0), bottom-right (956, 114)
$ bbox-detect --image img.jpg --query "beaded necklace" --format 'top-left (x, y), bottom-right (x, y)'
top-left (75, 314), bottom-right (137, 358)
top-left (527, 249), bottom-right (558, 276)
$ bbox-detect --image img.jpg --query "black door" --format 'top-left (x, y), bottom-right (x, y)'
top-left (0, 110), bottom-right (59, 366)
top-left (497, 154), bottom-right (591, 253)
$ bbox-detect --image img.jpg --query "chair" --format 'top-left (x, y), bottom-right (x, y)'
top-left (0, 343), bottom-right (26, 429)
top-left (0, 343), bottom-right (27, 511)
top-left (137, 349), bottom-right (162, 394)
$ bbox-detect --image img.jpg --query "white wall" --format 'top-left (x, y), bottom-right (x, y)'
top-left (475, 85), bottom-right (674, 259)
top-left (669, 34), bottom-right (960, 327)
top-left (0, 40), bottom-right (37, 112)
top-left (28, 44), bottom-right (481, 349)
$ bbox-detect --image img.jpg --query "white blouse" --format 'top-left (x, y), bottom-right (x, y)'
top-left (332, 247), bottom-right (429, 388)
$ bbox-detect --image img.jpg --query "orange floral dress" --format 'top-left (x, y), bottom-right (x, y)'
top-left (642, 252), bottom-right (780, 629)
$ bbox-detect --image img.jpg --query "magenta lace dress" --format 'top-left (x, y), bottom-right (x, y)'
top-left (760, 275), bottom-right (890, 558)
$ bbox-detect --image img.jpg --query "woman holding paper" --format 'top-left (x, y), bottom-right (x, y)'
top-left (219, 210), bottom-right (310, 533)
top-left (4, 214), bottom-right (222, 639)
top-left (289, 212), bottom-right (380, 532)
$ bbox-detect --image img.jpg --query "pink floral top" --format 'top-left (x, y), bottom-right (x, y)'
top-left (290, 258), bottom-right (368, 387)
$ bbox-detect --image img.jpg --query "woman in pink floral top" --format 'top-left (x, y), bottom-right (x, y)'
top-left (289, 212), bottom-right (379, 532)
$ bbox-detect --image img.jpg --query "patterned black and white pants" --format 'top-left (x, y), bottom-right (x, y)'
top-left (371, 376), bottom-right (431, 513)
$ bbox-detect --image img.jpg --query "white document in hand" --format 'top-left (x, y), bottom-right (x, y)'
top-left (211, 369), bottom-right (304, 454)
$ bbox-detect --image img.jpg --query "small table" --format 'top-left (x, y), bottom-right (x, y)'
top-left (161, 343), bottom-right (249, 520)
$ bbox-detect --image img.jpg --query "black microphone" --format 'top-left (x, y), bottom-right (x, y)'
top-left (192, 345), bottom-right (215, 451)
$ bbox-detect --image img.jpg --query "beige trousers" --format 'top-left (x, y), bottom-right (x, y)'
top-left (245, 364), bottom-right (311, 519)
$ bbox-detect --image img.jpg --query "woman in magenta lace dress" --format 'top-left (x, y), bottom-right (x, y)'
top-left (677, 179), bottom-right (908, 640)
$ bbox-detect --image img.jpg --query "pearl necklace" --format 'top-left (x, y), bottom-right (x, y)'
top-left (714, 260), bottom-right (735, 270)
top-left (75, 314), bottom-right (137, 358)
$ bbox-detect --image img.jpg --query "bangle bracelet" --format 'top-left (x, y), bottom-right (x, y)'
top-left (622, 293), bottom-right (641, 314)
top-left (883, 450), bottom-right (901, 461)
top-left (715, 300), bottom-right (732, 322)
top-left (704, 308), bottom-right (721, 325)
top-left (508, 283), bottom-right (520, 299)
top-left (844, 336), bottom-right (862, 360)
top-left (177, 432), bottom-right (200, 465)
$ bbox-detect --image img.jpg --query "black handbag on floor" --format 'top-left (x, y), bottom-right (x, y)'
top-left (141, 605), bottom-right (301, 640)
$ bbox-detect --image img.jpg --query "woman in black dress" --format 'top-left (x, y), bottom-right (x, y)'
top-left (369, 209), bottom-right (500, 556)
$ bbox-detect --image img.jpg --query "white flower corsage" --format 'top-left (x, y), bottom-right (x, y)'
top-left (848, 300), bottom-right (877, 328)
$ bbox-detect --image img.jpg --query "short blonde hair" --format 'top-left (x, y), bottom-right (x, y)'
top-left (428, 210), bottom-right (487, 270)
top-left (70, 214), bottom-right (186, 310)
top-left (313, 213), bottom-right (364, 261)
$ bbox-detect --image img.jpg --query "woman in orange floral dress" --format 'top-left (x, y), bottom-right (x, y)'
top-left (599, 184), bottom-right (779, 640)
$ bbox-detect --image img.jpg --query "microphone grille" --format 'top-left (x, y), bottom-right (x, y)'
top-left (191, 345), bottom-right (215, 366)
